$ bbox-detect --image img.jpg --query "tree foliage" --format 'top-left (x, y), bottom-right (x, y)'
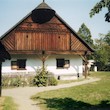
top-left (94, 31), bottom-right (110, 71)
top-left (77, 23), bottom-right (93, 46)
top-left (33, 66), bottom-right (58, 87)
top-left (104, 31), bottom-right (110, 45)
top-left (90, 0), bottom-right (110, 22)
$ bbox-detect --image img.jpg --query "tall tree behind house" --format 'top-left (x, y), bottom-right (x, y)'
top-left (77, 23), bottom-right (93, 47)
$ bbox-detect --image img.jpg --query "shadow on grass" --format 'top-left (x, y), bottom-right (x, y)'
top-left (35, 97), bottom-right (110, 110)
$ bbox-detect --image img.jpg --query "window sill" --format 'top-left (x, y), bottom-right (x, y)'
top-left (17, 68), bottom-right (27, 70)
top-left (56, 67), bottom-right (69, 69)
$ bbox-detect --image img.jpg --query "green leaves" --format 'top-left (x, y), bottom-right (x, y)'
top-left (90, 0), bottom-right (110, 22)
top-left (77, 23), bottom-right (93, 46)
top-left (94, 31), bottom-right (110, 71)
top-left (33, 67), bottom-right (58, 87)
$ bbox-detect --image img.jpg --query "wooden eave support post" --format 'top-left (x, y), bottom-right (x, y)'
top-left (84, 55), bottom-right (88, 79)
top-left (37, 50), bottom-right (50, 72)
top-left (80, 52), bottom-right (88, 79)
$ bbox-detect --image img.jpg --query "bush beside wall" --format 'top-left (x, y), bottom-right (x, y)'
top-left (2, 67), bottom-right (58, 88)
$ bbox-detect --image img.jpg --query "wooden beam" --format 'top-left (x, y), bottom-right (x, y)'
top-left (80, 54), bottom-right (88, 79)
top-left (9, 50), bottom-right (86, 55)
top-left (84, 56), bottom-right (88, 79)
top-left (46, 51), bottom-right (85, 55)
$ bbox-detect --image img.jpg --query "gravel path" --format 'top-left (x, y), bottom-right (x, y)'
top-left (2, 78), bottom-right (100, 110)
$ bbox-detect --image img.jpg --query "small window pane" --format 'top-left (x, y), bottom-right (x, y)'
top-left (64, 60), bottom-right (70, 68)
top-left (56, 59), bottom-right (64, 68)
top-left (11, 61), bottom-right (17, 70)
top-left (17, 59), bottom-right (26, 70)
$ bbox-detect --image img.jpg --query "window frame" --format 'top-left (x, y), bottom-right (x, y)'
top-left (56, 59), bottom-right (64, 68)
top-left (11, 59), bottom-right (26, 70)
top-left (56, 58), bottom-right (70, 69)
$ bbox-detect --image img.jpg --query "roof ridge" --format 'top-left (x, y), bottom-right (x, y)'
top-left (36, 2), bottom-right (52, 9)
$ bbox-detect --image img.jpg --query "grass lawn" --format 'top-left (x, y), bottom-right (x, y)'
top-left (0, 97), bottom-right (17, 110)
top-left (32, 72), bottom-right (110, 110)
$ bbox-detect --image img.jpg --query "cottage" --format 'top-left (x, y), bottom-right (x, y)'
top-left (0, 2), bottom-right (93, 80)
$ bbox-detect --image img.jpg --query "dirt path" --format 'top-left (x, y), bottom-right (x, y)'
top-left (2, 78), bottom-right (100, 110)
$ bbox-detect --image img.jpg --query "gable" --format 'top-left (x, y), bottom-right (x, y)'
top-left (1, 5), bottom-right (93, 55)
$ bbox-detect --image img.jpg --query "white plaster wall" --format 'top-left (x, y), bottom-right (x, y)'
top-left (2, 54), bottom-right (83, 76)
top-left (46, 55), bottom-right (83, 76)
top-left (2, 55), bottom-right (42, 74)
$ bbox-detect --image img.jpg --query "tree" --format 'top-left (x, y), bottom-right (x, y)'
top-left (94, 32), bottom-right (110, 71)
top-left (104, 31), bottom-right (110, 45)
top-left (77, 23), bottom-right (94, 78)
top-left (90, 0), bottom-right (110, 22)
top-left (77, 23), bottom-right (93, 46)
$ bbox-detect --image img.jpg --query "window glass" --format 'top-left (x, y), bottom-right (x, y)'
top-left (11, 61), bottom-right (17, 70)
top-left (11, 59), bottom-right (26, 70)
top-left (56, 59), bottom-right (70, 68)
top-left (56, 59), bottom-right (64, 68)
top-left (64, 60), bottom-right (70, 68)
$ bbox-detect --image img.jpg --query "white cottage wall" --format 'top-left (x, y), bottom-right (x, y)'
top-left (2, 54), bottom-right (83, 77)
top-left (46, 55), bottom-right (83, 76)
top-left (2, 55), bottom-right (42, 74)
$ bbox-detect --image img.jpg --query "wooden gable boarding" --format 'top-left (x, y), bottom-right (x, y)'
top-left (1, 3), bottom-right (93, 55)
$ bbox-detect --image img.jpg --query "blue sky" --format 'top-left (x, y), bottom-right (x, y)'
top-left (0, 0), bottom-right (109, 39)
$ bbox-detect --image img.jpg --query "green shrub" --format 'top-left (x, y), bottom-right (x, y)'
top-left (48, 76), bottom-right (58, 86)
top-left (10, 77), bottom-right (21, 87)
top-left (20, 80), bottom-right (27, 87)
top-left (2, 76), bottom-right (10, 87)
top-left (2, 69), bottom-right (58, 88)
top-left (2, 75), bottom-right (30, 87)
top-left (33, 67), bottom-right (48, 87)
top-left (33, 67), bottom-right (58, 87)
top-left (27, 76), bottom-right (34, 86)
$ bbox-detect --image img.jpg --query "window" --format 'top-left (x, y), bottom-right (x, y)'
top-left (11, 59), bottom-right (26, 70)
top-left (64, 60), bottom-right (70, 68)
top-left (11, 61), bottom-right (17, 70)
top-left (56, 59), bottom-right (70, 68)
top-left (56, 59), bottom-right (64, 68)
top-left (17, 59), bottom-right (26, 70)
